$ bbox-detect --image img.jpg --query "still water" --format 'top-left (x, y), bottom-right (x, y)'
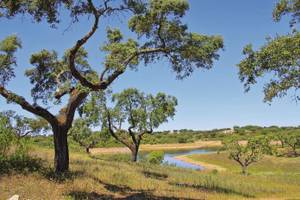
top-left (161, 149), bottom-right (213, 170)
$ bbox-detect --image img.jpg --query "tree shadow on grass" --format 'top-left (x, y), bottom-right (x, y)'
top-left (80, 175), bottom-right (201, 200)
top-left (169, 182), bottom-right (255, 198)
top-left (0, 155), bottom-right (45, 175)
top-left (89, 175), bottom-right (141, 195)
top-left (68, 191), bottom-right (202, 200)
top-left (121, 192), bottom-right (202, 200)
top-left (0, 155), bottom-right (86, 183)
top-left (142, 170), bottom-right (168, 180)
top-left (67, 191), bottom-right (114, 200)
top-left (42, 169), bottom-right (86, 183)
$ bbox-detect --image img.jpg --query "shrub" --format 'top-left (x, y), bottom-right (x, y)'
top-left (0, 154), bottom-right (44, 175)
top-left (146, 151), bottom-right (165, 165)
top-left (178, 136), bottom-right (188, 143)
top-left (14, 138), bottom-right (31, 158)
top-left (0, 117), bottom-right (14, 156)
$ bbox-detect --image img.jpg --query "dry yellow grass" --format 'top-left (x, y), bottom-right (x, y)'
top-left (0, 148), bottom-right (243, 200)
top-left (1, 144), bottom-right (300, 200)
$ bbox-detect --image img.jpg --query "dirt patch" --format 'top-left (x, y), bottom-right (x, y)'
top-left (90, 147), bottom-right (131, 154)
top-left (175, 155), bottom-right (227, 172)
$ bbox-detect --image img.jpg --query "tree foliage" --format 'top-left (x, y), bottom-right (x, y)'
top-left (25, 47), bottom-right (93, 104)
top-left (0, 113), bottom-right (14, 156)
top-left (238, 33), bottom-right (300, 102)
top-left (273, 0), bottom-right (300, 27)
top-left (0, 35), bottom-right (21, 86)
top-left (238, 0), bottom-right (300, 102)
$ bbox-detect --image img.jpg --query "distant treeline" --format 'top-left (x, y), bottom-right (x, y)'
top-left (30, 125), bottom-right (300, 149)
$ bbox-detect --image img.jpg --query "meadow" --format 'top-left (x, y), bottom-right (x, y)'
top-left (1, 137), bottom-right (300, 200)
top-left (186, 152), bottom-right (300, 198)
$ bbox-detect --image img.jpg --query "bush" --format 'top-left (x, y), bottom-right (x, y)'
top-left (0, 119), bottom-right (34, 174)
top-left (178, 136), bottom-right (188, 143)
top-left (0, 154), bottom-right (44, 175)
top-left (0, 138), bottom-right (42, 175)
top-left (146, 151), bottom-right (165, 165)
top-left (15, 138), bottom-right (31, 158)
top-left (0, 118), bottom-right (14, 156)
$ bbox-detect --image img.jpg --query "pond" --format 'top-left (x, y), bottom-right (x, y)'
top-left (161, 149), bottom-right (213, 170)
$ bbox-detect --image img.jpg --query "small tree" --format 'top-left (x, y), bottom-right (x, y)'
top-left (0, 110), bottom-right (50, 159)
top-left (284, 131), bottom-right (300, 156)
top-left (81, 88), bottom-right (177, 162)
top-left (223, 136), bottom-right (272, 175)
top-left (0, 113), bottom-right (14, 157)
top-left (69, 119), bottom-right (100, 154)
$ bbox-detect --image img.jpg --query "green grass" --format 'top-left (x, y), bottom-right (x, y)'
top-left (188, 152), bottom-right (300, 174)
top-left (1, 144), bottom-right (300, 199)
top-left (187, 152), bottom-right (300, 199)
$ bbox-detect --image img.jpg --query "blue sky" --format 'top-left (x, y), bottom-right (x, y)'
top-left (0, 0), bottom-right (299, 131)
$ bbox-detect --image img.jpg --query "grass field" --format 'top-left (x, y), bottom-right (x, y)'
top-left (185, 152), bottom-right (300, 199)
top-left (1, 144), bottom-right (300, 200)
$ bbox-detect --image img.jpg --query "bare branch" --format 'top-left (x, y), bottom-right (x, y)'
top-left (54, 87), bottom-right (75, 100)
top-left (20, 130), bottom-right (33, 138)
top-left (68, 0), bottom-right (101, 90)
top-left (100, 67), bottom-right (109, 81)
top-left (68, 0), bottom-right (140, 91)
top-left (0, 85), bottom-right (57, 125)
top-left (105, 107), bottom-right (131, 148)
top-left (101, 47), bottom-right (167, 88)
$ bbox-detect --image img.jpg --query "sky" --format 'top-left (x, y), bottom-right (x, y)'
top-left (0, 0), bottom-right (299, 131)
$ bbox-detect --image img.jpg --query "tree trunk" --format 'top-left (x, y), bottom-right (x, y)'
top-left (86, 147), bottom-right (90, 154)
top-left (292, 146), bottom-right (297, 157)
top-left (53, 125), bottom-right (69, 174)
top-left (241, 165), bottom-right (247, 175)
top-left (130, 145), bottom-right (139, 162)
